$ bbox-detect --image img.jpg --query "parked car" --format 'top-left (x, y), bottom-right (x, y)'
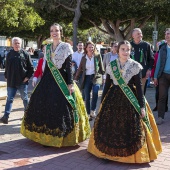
top-left (100, 47), bottom-right (111, 59)
top-left (30, 50), bottom-right (39, 70)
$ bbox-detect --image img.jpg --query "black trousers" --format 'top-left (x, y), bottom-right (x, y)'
top-left (158, 73), bottom-right (170, 119)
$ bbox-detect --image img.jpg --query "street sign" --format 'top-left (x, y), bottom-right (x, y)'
top-left (153, 31), bottom-right (158, 40)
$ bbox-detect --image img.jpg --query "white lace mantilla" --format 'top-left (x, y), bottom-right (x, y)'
top-left (106, 59), bottom-right (143, 85)
top-left (45, 42), bottom-right (73, 69)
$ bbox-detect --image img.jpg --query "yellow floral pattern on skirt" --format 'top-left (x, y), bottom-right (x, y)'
top-left (21, 83), bottom-right (91, 147)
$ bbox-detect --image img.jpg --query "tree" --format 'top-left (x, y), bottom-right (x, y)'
top-left (81, 0), bottom-right (170, 41)
top-left (0, 0), bottom-right (44, 33)
top-left (57, 0), bottom-right (82, 51)
top-left (0, 0), bottom-right (74, 48)
top-left (34, 0), bottom-right (86, 51)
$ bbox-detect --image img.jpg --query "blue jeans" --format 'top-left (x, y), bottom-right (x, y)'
top-left (4, 85), bottom-right (29, 118)
top-left (78, 74), bottom-right (85, 100)
top-left (84, 75), bottom-right (100, 115)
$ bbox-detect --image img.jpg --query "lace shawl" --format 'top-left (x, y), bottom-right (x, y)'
top-left (106, 58), bottom-right (143, 85)
top-left (44, 42), bottom-right (73, 69)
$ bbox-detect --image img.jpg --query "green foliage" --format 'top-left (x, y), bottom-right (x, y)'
top-left (82, 0), bottom-right (152, 23)
top-left (0, 0), bottom-right (44, 32)
top-left (80, 0), bottom-right (170, 40)
top-left (1, 0), bottom-right (169, 46)
top-left (83, 0), bottom-right (170, 23)
top-left (142, 22), bottom-right (169, 42)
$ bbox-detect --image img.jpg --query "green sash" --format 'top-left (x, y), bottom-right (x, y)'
top-left (95, 57), bottom-right (99, 71)
top-left (46, 44), bottom-right (78, 123)
top-left (110, 59), bottom-right (152, 132)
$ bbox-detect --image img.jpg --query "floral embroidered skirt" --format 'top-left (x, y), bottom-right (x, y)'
top-left (87, 86), bottom-right (162, 163)
top-left (21, 67), bottom-right (90, 147)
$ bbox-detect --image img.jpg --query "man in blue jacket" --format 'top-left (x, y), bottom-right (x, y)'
top-left (154, 28), bottom-right (170, 125)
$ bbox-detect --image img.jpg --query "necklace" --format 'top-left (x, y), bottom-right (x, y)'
top-left (119, 59), bottom-right (127, 73)
top-left (51, 42), bottom-right (61, 57)
top-left (87, 54), bottom-right (93, 60)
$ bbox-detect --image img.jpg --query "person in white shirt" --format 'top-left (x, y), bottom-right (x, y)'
top-left (103, 41), bottom-right (118, 85)
top-left (72, 42), bottom-right (84, 74)
top-left (72, 42), bottom-right (85, 99)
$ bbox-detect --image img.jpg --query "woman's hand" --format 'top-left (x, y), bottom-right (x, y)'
top-left (141, 108), bottom-right (146, 118)
top-left (68, 84), bottom-right (74, 95)
top-left (23, 77), bottom-right (29, 83)
top-left (74, 80), bottom-right (78, 83)
top-left (32, 77), bottom-right (37, 87)
top-left (145, 69), bottom-right (151, 79)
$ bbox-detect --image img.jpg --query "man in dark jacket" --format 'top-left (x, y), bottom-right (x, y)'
top-left (0, 37), bottom-right (34, 124)
top-left (130, 28), bottom-right (154, 94)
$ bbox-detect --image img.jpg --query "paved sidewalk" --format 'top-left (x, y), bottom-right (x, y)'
top-left (0, 88), bottom-right (170, 170)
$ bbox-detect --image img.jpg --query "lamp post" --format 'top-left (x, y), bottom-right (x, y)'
top-left (153, 15), bottom-right (158, 51)
top-left (88, 29), bottom-right (92, 41)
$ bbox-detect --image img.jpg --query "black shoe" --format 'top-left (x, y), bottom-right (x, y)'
top-left (0, 116), bottom-right (8, 124)
top-left (153, 106), bottom-right (157, 111)
top-left (88, 115), bottom-right (93, 121)
top-left (42, 145), bottom-right (50, 148)
top-left (165, 107), bottom-right (168, 112)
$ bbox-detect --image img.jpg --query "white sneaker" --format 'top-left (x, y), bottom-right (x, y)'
top-left (156, 117), bottom-right (164, 125)
top-left (90, 110), bottom-right (96, 118)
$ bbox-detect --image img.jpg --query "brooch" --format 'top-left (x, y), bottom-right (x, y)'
top-left (51, 52), bottom-right (55, 58)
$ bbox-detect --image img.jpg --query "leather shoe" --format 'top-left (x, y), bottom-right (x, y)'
top-left (152, 106), bottom-right (157, 111)
top-left (156, 117), bottom-right (164, 125)
top-left (88, 115), bottom-right (93, 121)
top-left (165, 106), bottom-right (168, 112)
top-left (0, 116), bottom-right (8, 124)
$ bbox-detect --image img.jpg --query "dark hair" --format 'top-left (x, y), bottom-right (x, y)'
top-left (40, 44), bottom-right (45, 50)
top-left (84, 41), bottom-right (97, 55)
top-left (50, 23), bottom-right (63, 36)
top-left (117, 40), bottom-right (131, 53)
top-left (110, 41), bottom-right (118, 47)
top-left (165, 28), bottom-right (170, 32)
top-left (77, 41), bottom-right (84, 46)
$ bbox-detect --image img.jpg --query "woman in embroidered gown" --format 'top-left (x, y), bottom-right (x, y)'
top-left (87, 40), bottom-right (162, 163)
top-left (20, 23), bottom-right (90, 147)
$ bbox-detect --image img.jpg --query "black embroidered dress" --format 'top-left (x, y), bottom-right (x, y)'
top-left (21, 42), bottom-right (90, 147)
top-left (87, 58), bottom-right (162, 163)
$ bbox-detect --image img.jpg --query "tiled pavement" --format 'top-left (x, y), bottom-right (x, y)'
top-left (0, 87), bottom-right (170, 170)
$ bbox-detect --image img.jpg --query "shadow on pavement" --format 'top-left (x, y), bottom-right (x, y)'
top-left (0, 138), bottom-right (151, 170)
top-left (0, 123), bottom-right (22, 135)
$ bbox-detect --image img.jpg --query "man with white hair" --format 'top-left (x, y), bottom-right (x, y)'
top-left (0, 37), bottom-right (34, 124)
top-left (130, 28), bottom-right (154, 94)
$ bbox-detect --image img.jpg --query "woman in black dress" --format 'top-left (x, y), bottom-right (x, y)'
top-left (87, 40), bottom-right (162, 163)
top-left (21, 23), bottom-right (90, 147)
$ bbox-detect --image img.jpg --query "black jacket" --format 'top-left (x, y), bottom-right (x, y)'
top-left (130, 41), bottom-right (154, 78)
top-left (157, 43), bottom-right (168, 79)
top-left (4, 49), bottom-right (34, 87)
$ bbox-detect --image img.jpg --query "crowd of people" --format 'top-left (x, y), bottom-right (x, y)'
top-left (0, 47), bottom-right (12, 69)
top-left (1, 23), bottom-right (170, 164)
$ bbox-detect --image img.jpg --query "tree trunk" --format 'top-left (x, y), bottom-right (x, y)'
top-left (24, 39), bottom-right (28, 48)
top-left (94, 17), bottom-right (151, 42)
top-left (72, 0), bottom-right (82, 51)
top-left (37, 35), bottom-right (46, 49)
